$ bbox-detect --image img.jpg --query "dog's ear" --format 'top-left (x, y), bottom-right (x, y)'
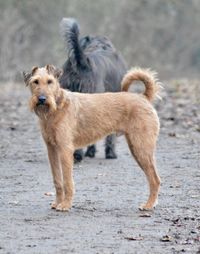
top-left (46, 64), bottom-right (63, 79)
top-left (54, 68), bottom-right (63, 79)
top-left (23, 71), bottom-right (31, 86)
top-left (31, 66), bottom-right (39, 75)
top-left (23, 66), bottom-right (39, 86)
top-left (46, 64), bottom-right (55, 74)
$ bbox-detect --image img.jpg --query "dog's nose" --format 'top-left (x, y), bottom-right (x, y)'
top-left (38, 95), bottom-right (46, 105)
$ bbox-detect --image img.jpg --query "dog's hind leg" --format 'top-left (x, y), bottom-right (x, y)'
top-left (105, 134), bottom-right (117, 159)
top-left (85, 144), bottom-right (96, 158)
top-left (74, 149), bottom-right (84, 163)
top-left (125, 133), bottom-right (160, 210)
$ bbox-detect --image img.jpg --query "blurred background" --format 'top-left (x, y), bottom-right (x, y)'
top-left (0, 3), bottom-right (200, 253)
top-left (1, 0), bottom-right (200, 82)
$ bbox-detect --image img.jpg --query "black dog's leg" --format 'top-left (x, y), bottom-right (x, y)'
top-left (74, 149), bottom-right (84, 163)
top-left (85, 145), bottom-right (96, 158)
top-left (105, 134), bottom-right (117, 159)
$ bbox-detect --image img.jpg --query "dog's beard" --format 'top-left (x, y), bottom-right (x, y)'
top-left (29, 95), bottom-right (57, 118)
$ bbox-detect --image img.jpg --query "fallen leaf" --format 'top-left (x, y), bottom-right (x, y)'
top-left (124, 236), bottom-right (143, 241)
top-left (10, 126), bottom-right (16, 131)
top-left (160, 235), bottom-right (173, 242)
top-left (194, 236), bottom-right (200, 242)
top-left (171, 218), bottom-right (180, 224)
top-left (139, 213), bottom-right (152, 217)
top-left (9, 200), bottom-right (19, 205)
top-left (168, 132), bottom-right (176, 137)
top-left (44, 192), bottom-right (55, 196)
top-left (191, 195), bottom-right (199, 198)
top-left (182, 238), bottom-right (194, 245)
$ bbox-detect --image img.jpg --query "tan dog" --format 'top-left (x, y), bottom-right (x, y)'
top-left (23, 65), bottom-right (161, 212)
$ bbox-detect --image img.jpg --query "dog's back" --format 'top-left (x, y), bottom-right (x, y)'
top-left (59, 18), bottom-right (127, 93)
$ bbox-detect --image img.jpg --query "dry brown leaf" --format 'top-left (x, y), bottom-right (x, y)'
top-left (160, 235), bottom-right (173, 242)
top-left (44, 192), bottom-right (55, 196)
top-left (139, 213), bottom-right (152, 217)
top-left (124, 236), bottom-right (143, 241)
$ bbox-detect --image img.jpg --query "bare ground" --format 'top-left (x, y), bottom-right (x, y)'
top-left (0, 81), bottom-right (200, 254)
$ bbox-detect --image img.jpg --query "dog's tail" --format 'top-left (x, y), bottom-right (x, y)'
top-left (121, 67), bottom-right (161, 102)
top-left (60, 18), bottom-right (88, 68)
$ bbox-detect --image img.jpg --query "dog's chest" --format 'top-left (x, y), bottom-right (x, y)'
top-left (40, 121), bottom-right (59, 146)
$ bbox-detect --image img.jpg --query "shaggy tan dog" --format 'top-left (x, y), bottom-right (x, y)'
top-left (23, 65), bottom-right (161, 212)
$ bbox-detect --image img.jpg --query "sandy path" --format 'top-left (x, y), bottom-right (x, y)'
top-left (0, 82), bottom-right (199, 254)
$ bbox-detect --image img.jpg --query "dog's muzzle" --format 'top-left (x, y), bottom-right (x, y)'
top-left (37, 95), bottom-right (46, 105)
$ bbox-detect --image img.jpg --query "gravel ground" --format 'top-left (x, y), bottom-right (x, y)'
top-left (0, 81), bottom-right (199, 254)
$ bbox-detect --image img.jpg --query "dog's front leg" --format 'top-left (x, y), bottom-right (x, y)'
top-left (56, 148), bottom-right (74, 212)
top-left (46, 144), bottom-right (64, 209)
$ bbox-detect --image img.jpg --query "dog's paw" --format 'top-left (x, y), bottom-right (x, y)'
top-left (139, 200), bottom-right (158, 211)
top-left (139, 205), bottom-right (153, 211)
top-left (85, 146), bottom-right (96, 158)
top-left (74, 150), bottom-right (84, 163)
top-left (56, 201), bottom-right (72, 212)
top-left (51, 201), bottom-right (58, 209)
top-left (105, 148), bottom-right (117, 159)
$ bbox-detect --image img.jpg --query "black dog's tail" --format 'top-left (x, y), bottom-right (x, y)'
top-left (60, 18), bottom-right (88, 69)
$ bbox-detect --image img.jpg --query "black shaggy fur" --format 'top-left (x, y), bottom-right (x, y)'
top-left (59, 18), bottom-right (127, 162)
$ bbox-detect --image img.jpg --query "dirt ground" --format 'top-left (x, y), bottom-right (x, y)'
top-left (0, 81), bottom-right (199, 254)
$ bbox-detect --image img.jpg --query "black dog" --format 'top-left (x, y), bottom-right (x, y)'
top-left (59, 18), bottom-right (127, 162)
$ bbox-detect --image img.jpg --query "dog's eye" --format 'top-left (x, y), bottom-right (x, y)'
top-left (47, 79), bottom-right (53, 85)
top-left (33, 79), bottom-right (39, 85)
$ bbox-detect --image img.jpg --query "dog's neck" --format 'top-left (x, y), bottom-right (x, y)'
top-left (35, 88), bottom-right (69, 121)
top-left (56, 88), bottom-right (68, 109)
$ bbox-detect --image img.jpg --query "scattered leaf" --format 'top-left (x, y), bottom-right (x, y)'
top-left (182, 238), bottom-right (194, 245)
top-left (171, 218), bottom-right (180, 224)
top-left (24, 159), bottom-right (34, 163)
top-left (117, 229), bottom-right (123, 234)
top-left (196, 127), bottom-right (200, 132)
top-left (160, 235), bottom-right (173, 242)
top-left (26, 244), bottom-right (36, 248)
top-left (194, 236), bottom-right (200, 242)
top-left (139, 213), bottom-right (152, 217)
top-left (44, 192), bottom-right (55, 196)
top-left (124, 236), bottom-right (143, 241)
top-left (191, 195), bottom-right (199, 198)
top-left (9, 200), bottom-right (19, 205)
top-left (168, 132), bottom-right (176, 137)
top-left (10, 126), bottom-right (16, 131)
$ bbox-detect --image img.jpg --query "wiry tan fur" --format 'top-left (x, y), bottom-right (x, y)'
top-left (121, 67), bottom-right (161, 101)
top-left (24, 65), bottom-right (161, 212)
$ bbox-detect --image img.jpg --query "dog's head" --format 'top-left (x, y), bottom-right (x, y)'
top-left (23, 65), bottom-right (65, 116)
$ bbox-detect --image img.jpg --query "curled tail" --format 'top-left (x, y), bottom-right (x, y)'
top-left (121, 67), bottom-right (161, 102)
top-left (60, 18), bottom-right (88, 69)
